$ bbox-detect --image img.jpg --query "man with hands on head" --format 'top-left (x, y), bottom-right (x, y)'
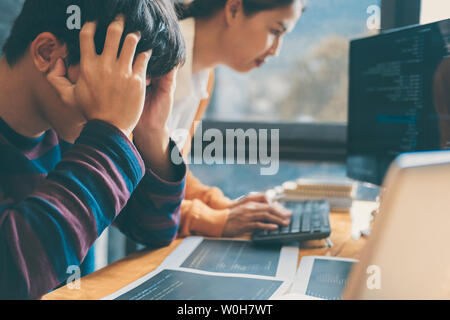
top-left (0, 0), bottom-right (186, 299)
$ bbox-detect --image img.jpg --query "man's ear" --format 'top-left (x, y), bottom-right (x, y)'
top-left (224, 0), bottom-right (244, 26)
top-left (30, 32), bottom-right (68, 73)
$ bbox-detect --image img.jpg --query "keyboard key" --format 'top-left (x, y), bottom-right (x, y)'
top-left (280, 225), bottom-right (290, 234)
top-left (301, 212), bottom-right (311, 233)
top-left (291, 212), bottom-right (301, 233)
top-left (313, 202), bottom-right (322, 210)
top-left (252, 200), bottom-right (331, 244)
top-left (269, 227), bottom-right (280, 235)
top-left (322, 213), bottom-right (330, 227)
top-left (304, 202), bottom-right (313, 213)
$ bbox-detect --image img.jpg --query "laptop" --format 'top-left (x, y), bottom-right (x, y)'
top-left (343, 150), bottom-right (450, 299)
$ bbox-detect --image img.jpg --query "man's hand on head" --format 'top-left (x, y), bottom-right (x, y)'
top-left (132, 68), bottom-right (180, 181)
top-left (47, 16), bottom-right (152, 139)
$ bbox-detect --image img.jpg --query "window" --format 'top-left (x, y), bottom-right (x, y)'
top-left (206, 0), bottom-right (381, 124)
top-left (420, 0), bottom-right (450, 24)
top-left (0, 0), bottom-right (24, 56)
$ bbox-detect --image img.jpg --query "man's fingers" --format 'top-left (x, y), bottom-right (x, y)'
top-left (79, 21), bottom-right (97, 62)
top-left (119, 32), bottom-right (141, 72)
top-left (150, 67), bottom-right (178, 95)
top-left (102, 16), bottom-right (125, 63)
top-left (165, 68), bottom-right (178, 83)
top-left (47, 58), bottom-right (75, 106)
top-left (133, 49), bottom-right (153, 78)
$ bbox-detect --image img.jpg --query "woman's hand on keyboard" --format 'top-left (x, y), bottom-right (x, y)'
top-left (222, 201), bottom-right (292, 237)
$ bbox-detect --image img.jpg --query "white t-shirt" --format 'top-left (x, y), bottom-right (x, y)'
top-left (168, 18), bottom-right (210, 150)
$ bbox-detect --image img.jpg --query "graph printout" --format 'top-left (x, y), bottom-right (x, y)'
top-left (103, 237), bottom-right (298, 300)
top-left (180, 239), bottom-right (281, 276)
top-left (160, 237), bottom-right (299, 279)
top-left (305, 259), bottom-right (354, 300)
top-left (112, 269), bottom-right (284, 300)
top-left (292, 256), bottom-right (357, 300)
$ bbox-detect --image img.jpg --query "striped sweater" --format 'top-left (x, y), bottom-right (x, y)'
top-left (0, 118), bottom-right (186, 299)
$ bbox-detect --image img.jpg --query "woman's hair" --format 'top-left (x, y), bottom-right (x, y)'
top-left (175, 0), bottom-right (307, 20)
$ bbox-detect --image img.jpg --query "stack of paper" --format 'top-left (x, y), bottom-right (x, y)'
top-left (280, 178), bottom-right (357, 212)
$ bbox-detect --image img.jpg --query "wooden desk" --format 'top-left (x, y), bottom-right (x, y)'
top-left (43, 201), bottom-right (374, 300)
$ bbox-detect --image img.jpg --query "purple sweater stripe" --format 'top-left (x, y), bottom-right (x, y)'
top-left (23, 131), bottom-right (59, 160)
top-left (61, 144), bottom-right (132, 213)
top-left (32, 183), bottom-right (99, 262)
top-left (137, 210), bottom-right (181, 230)
top-left (0, 118), bottom-right (186, 299)
top-left (3, 212), bottom-right (60, 299)
top-left (0, 173), bottom-right (47, 200)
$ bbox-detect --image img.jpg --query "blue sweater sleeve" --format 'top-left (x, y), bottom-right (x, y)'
top-left (114, 140), bottom-right (186, 248)
top-left (0, 120), bottom-right (145, 299)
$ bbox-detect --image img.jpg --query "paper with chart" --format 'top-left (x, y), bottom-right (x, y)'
top-left (291, 256), bottom-right (358, 300)
top-left (160, 237), bottom-right (299, 279)
top-left (103, 237), bottom-right (298, 300)
top-left (106, 269), bottom-right (288, 300)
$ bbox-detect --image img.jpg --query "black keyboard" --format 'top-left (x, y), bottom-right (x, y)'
top-left (251, 200), bottom-right (331, 245)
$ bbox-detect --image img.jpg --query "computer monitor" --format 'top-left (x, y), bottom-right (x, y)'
top-left (347, 18), bottom-right (450, 185)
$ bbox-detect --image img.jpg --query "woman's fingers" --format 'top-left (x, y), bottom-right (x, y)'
top-left (246, 193), bottom-right (270, 204)
top-left (251, 211), bottom-right (290, 226)
top-left (250, 222), bottom-right (279, 231)
top-left (236, 194), bottom-right (269, 207)
top-left (247, 202), bottom-right (291, 219)
top-left (271, 202), bottom-right (292, 218)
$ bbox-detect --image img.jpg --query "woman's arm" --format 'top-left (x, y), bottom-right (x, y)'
top-left (178, 199), bottom-right (229, 238)
top-left (184, 170), bottom-right (234, 209)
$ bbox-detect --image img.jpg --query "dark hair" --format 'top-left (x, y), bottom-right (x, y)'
top-left (175, 0), bottom-right (307, 20)
top-left (3, 0), bottom-right (186, 79)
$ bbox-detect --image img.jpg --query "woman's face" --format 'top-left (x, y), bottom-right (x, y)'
top-left (222, 1), bottom-right (303, 73)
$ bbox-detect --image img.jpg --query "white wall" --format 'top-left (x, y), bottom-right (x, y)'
top-left (421, 0), bottom-right (450, 24)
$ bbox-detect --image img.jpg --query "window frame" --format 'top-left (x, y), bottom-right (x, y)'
top-left (196, 120), bottom-right (347, 162)
top-left (380, 0), bottom-right (421, 30)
